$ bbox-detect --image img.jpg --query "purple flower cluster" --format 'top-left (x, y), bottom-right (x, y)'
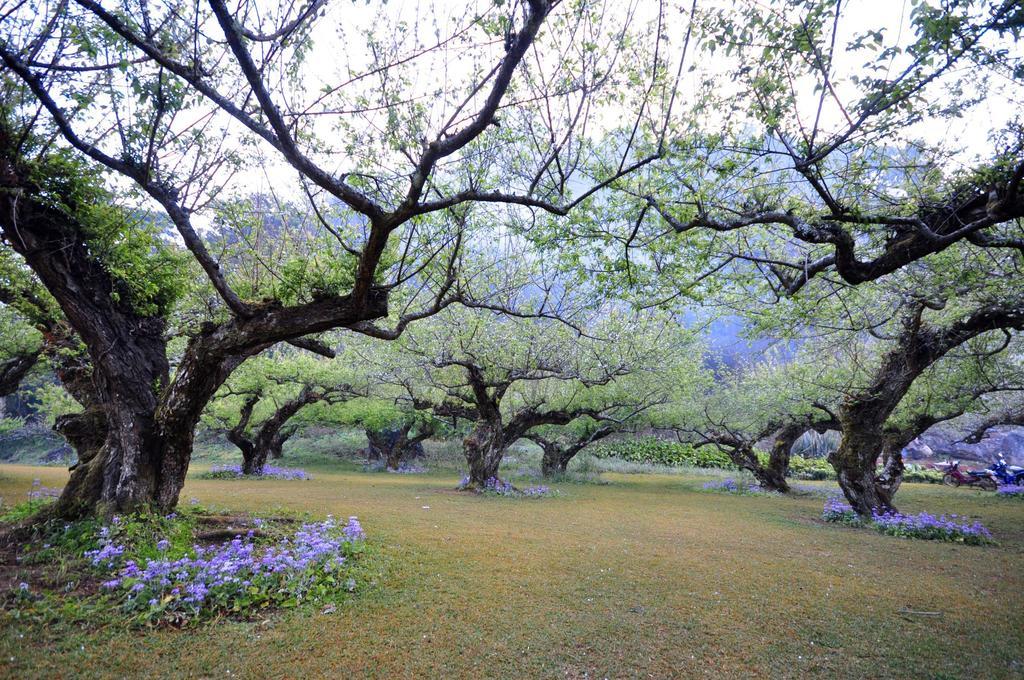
top-left (91, 515), bottom-right (365, 617)
top-left (27, 478), bottom-right (63, 500)
top-left (204, 464), bottom-right (311, 480)
top-left (821, 498), bottom-right (993, 544)
top-left (520, 484), bottom-right (551, 497)
top-left (341, 516), bottom-right (365, 541)
top-left (871, 510), bottom-right (993, 544)
top-left (484, 477), bottom-right (515, 495)
top-left (703, 478), bottom-right (778, 495)
top-left (457, 476), bottom-right (554, 497)
top-left (386, 464), bottom-right (427, 474)
top-left (704, 478), bottom-right (740, 493)
top-left (996, 484), bottom-right (1024, 498)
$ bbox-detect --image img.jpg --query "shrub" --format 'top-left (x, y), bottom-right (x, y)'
top-left (901, 464), bottom-right (945, 485)
top-left (590, 437), bottom-right (836, 479)
top-left (199, 464), bottom-right (310, 480)
top-left (589, 438), bottom-right (732, 468)
top-left (783, 456), bottom-right (834, 480)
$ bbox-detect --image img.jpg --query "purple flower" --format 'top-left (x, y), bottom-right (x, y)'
top-left (521, 485), bottom-right (551, 497)
top-left (870, 509), bottom-right (992, 543)
top-left (823, 498), bottom-right (993, 544)
top-left (206, 464), bottom-right (310, 480)
top-left (996, 484), bottom-right (1024, 497)
top-left (343, 517), bottom-right (365, 541)
top-left (88, 513), bottom-right (367, 619)
top-left (156, 539), bottom-right (170, 552)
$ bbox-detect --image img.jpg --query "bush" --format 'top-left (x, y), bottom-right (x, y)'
top-left (588, 437), bottom-right (945, 485)
top-left (782, 455), bottom-right (833, 480)
top-left (591, 437), bottom-right (835, 478)
top-left (902, 464), bottom-right (945, 485)
top-left (589, 438), bottom-right (732, 468)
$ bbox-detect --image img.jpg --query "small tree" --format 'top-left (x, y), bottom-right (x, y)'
top-left (673, 354), bottom-right (841, 492)
top-left (206, 354), bottom-right (359, 474)
top-left (524, 420), bottom-right (623, 478)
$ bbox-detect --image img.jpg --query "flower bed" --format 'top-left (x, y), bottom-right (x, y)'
top-left (701, 478), bottom-right (779, 495)
top-left (822, 497), bottom-right (993, 544)
top-left (386, 463), bottom-right (427, 474)
top-left (458, 476), bottom-right (554, 497)
top-left (996, 484), bottom-right (1024, 498)
top-left (822, 496), bottom-right (861, 524)
top-left (88, 514), bottom-right (365, 621)
top-left (27, 478), bottom-right (63, 499)
top-left (199, 464), bottom-right (310, 480)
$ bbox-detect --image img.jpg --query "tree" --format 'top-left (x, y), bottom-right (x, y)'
top-left (0, 250), bottom-right (79, 399)
top-left (823, 296), bottom-right (1023, 514)
top-left (363, 420), bottom-right (434, 471)
top-left (0, 0), bottom-right (669, 515)
top-left (960, 399), bottom-right (1024, 445)
top-left (672, 353), bottom-right (840, 492)
top-left (625, 1), bottom-right (1024, 294)
top-left (387, 305), bottom-right (689, 487)
top-left (0, 308), bottom-right (41, 396)
top-left (206, 354), bottom-right (360, 474)
top-left (525, 420), bottom-right (623, 478)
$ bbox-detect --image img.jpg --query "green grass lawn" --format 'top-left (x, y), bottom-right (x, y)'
top-left (1, 462), bottom-right (1022, 679)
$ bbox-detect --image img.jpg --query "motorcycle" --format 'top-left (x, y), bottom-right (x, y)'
top-left (989, 457), bottom-right (1024, 486)
top-left (935, 460), bottom-right (997, 491)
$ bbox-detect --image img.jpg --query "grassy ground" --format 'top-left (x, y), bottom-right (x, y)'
top-left (0, 461), bottom-right (1021, 679)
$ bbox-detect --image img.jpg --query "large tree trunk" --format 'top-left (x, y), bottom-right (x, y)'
top-left (757, 423), bottom-right (808, 492)
top-left (539, 442), bottom-right (569, 477)
top-left (712, 437), bottom-right (792, 493)
top-left (240, 446), bottom-right (262, 475)
top-left (268, 429), bottom-right (293, 460)
top-left (366, 423), bottom-right (431, 470)
top-left (535, 425), bottom-right (616, 477)
top-left (825, 302), bottom-right (1024, 517)
top-left (2, 109), bottom-right (390, 517)
top-left (463, 419), bottom-right (507, 487)
top-left (829, 415), bottom-right (895, 516)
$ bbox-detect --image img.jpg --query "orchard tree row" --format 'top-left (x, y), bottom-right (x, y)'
top-left (0, 0), bottom-right (1020, 519)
